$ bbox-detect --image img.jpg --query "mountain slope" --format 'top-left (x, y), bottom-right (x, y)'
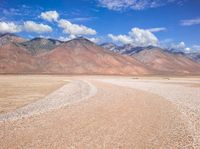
top-left (38, 38), bottom-right (151, 75)
top-left (101, 43), bottom-right (120, 53)
top-left (20, 38), bottom-right (63, 55)
top-left (0, 35), bottom-right (199, 75)
top-left (0, 43), bottom-right (37, 73)
top-left (133, 48), bottom-right (200, 74)
top-left (102, 43), bottom-right (200, 74)
top-left (0, 33), bottom-right (27, 46)
top-left (0, 37), bottom-right (151, 75)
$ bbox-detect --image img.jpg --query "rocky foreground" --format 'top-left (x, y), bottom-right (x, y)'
top-left (0, 76), bottom-right (200, 149)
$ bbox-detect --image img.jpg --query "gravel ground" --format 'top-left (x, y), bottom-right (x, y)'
top-left (97, 77), bottom-right (200, 148)
top-left (0, 77), bottom-right (199, 148)
top-left (0, 80), bottom-right (97, 121)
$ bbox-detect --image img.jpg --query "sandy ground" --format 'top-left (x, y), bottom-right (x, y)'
top-left (0, 75), bottom-right (69, 113)
top-left (0, 76), bottom-right (200, 149)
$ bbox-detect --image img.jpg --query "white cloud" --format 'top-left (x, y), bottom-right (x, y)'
top-left (59, 36), bottom-right (70, 41)
top-left (181, 18), bottom-right (200, 26)
top-left (176, 41), bottom-right (186, 49)
top-left (59, 35), bottom-right (76, 41)
top-left (86, 37), bottom-right (101, 43)
top-left (58, 19), bottom-right (96, 36)
top-left (23, 21), bottom-right (52, 34)
top-left (108, 27), bottom-right (158, 46)
top-left (0, 22), bottom-right (21, 33)
top-left (170, 41), bottom-right (192, 53)
top-left (129, 28), bottom-right (158, 46)
top-left (98, 0), bottom-right (184, 11)
top-left (40, 11), bottom-right (59, 22)
top-left (192, 45), bottom-right (200, 52)
top-left (147, 27), bottom-right (166, 33)
top-left (70, 17), bottom-right (97, 22)
top-left (108, 34), bottom-right (133, 44)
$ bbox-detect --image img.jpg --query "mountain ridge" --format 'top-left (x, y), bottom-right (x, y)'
top-left (0, 34), bottom-right (152, 75)
top-left (0, 34), bottom-right (200, 75)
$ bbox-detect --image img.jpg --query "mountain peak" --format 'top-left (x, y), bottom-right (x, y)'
top-left (20, 37), bottom-right (63, 55)
top-left (0, 33), bottom-right (27, 46)
top-left (72, 37), bottom-right (93, 42)
top-left (0, 33), bottom-right (18, 38)
top-left (64, 37), bottom-right (95, 47)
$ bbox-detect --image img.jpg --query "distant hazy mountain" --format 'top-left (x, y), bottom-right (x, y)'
top-left (187, 52), bottom-right (200, 62)
top-left (101, 43), bottom-right (120, 53)
top-left (101, 42), bottom-right (200, 74)
top-left (101, 43), bottom-right (157, 56)
top-left (133, 48), bottom-right (200, 74)
top-left (101, 42), bottom-right (200, 62)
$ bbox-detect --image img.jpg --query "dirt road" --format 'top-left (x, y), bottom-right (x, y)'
top-left (0, 77), bottom-right (199, 149)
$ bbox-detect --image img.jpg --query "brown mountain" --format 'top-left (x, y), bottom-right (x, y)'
top-left (37, 38), bottom-right (151, 75)
top-left (0, 42), bottom-right (37, 73)
top-left (0, 33), bottom-right (27, 46)
top-left (0, 37), bottom-right (151, 75)
top-left (20, 38), bottom-right (63, 55)
top-left (0, 34), bottom-right (199, 75)
top-left (133, 48), bottom-right (200, 74)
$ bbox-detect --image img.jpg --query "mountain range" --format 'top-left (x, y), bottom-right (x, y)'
top-left (0, 33), bottom-right (199, 75)
top-left (101, 42), bottom-right (200, 62)
top-left (101, 43), bottom-right (200, 74)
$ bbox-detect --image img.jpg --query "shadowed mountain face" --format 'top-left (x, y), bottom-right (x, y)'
top-left (20, 38), bottom-right (63, 55)
top-left (188, 53), bottom-right (200, 62)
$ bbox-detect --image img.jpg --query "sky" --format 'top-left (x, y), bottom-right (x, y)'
top-left (0, 0), bottom-right (200, 52)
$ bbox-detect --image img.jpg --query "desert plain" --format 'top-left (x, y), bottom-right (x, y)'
top-left (0, 75), bottom-right (200, 149)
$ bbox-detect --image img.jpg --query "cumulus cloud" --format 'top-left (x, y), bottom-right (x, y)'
top-left (108, 27), bottom-right (158, 46)
top-left (86, 37), bottom-right (101, 43)
top-left (58, 19), bottom-right (96, 36)
top-left (147, 27), bottom-right (166, 33)
top-left (129, 28), bottom-right (158, 46)
top-left (98, 0), bottom-right (185, 11)
top-left (192, 45), bottom-right (200, 52)
top-left (40, 11), bottom-right (59, 22)
top-left (24, 21), bottom-right (52, 33)
top-left (177, 44), bottom-right (200, 53)
top-left (0, 22), bottom-right (21, 33)
top-left (176, 41), bottom-right (186, 49)
top-left (108, 34), bottom-right (133, 44)
top-left (40, 11), bottom-right (97, 38)
top-left (181, 18), bottom-right (200, 26)
top-left (59, 34), bottom-right (76, 41)
top-left (169, 41), bottom-right (192, 53)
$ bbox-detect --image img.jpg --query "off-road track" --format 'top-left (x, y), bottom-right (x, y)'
top-left (0, 77), bottom-right (200, 149)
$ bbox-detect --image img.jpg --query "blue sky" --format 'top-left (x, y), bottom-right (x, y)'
top-left (0, 0), bottom-right (200, 52)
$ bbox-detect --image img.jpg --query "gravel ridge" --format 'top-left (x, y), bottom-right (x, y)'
top-left (0, 80), bottom-right (97, 122)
